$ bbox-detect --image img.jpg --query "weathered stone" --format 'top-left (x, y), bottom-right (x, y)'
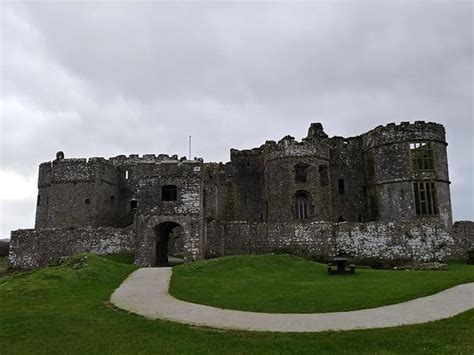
top-left (9, 122), bottom-right (472, 269)
top-left (9, 227), bottom-right (134, 269)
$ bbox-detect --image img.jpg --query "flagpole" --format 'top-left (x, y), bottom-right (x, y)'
top-left (189, 135), bottom-right (192, 161)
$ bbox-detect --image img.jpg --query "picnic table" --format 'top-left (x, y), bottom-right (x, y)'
top-left (327, 256), bottom-right (355, 275)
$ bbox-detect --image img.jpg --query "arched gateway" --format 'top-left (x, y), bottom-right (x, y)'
top-left (154, 221), bottom-right (184, 266)
top-left (134, 214), bottom-right (203, 267)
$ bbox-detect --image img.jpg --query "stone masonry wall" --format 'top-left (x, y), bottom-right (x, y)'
top-left (451, 221), bottom-right (474, 258)
top-left (9, 227), bottom-right (135, 269)
top-left (206, 220), bottom-right (454, 262)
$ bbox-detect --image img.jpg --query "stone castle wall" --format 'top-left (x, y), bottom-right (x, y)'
top-left (451, 221), bottom-right (474, 258)
top-left (9, 227), bottom-right (135, 269)
top-left (10, 121), bottom-right (465, 270)
top-left (205, 220), bottom-right (455, 263)
top-left (10, 220), bottom-right (461, 269)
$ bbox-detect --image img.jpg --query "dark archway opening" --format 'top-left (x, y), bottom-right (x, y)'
top-left (154, 222), bottom-right (184, 266)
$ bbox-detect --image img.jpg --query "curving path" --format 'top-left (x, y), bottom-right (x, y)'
top-left (110, 268), bottom-right (474, 333)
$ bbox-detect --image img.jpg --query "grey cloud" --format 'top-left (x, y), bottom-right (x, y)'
top-left (0, 1), bottom-right (472, 238)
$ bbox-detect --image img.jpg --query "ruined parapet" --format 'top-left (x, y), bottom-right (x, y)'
top-left (361, 122), bottom-right (452, 226)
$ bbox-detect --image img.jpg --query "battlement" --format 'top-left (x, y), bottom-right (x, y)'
top-left (109, 153), bottom-right (203, 166)
top-left (38, 152), bottom-right (204, 188)
top-left (362, 121), bottom-right (446, 150)
top-left (38, 156), bottom-right (116, 187)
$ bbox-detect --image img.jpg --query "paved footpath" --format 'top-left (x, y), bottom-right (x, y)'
top-left (110, 268), bottom-right (474, 333)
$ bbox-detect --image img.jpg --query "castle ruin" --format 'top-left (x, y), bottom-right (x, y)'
top-left (9, 122), bottom-right (473, 268)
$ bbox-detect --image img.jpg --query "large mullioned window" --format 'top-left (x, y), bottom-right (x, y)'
top-left (413, 182), bottom-right (438, 216)
top-left (295, 191), bottom-right (309, 220)
top-left (410, 142), bottom-right (434, 170)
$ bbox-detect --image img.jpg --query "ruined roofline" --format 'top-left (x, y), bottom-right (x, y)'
top-left (38, 121), bottom-right (447, 165)
top-left (362, 120), bottom-right (445, 137)
top-left (230, 121), bottom-right (446, 157)
top-left (39, 153), bottom-right (205, 168)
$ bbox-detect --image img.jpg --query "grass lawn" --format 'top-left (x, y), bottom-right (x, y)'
top-left (1, 254), bottom-right (473, 354)
top-left (170, 254), bottom-right (474, 313)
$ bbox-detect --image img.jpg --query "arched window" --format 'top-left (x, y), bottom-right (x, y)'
top-left (162, 185), bottom-right (178, 201)
top-left (319, 165), bottom-right (328, 187)
top-left (295, 191), bottom-right (309, 220)
top-left (295, 163), bottom-right (308, 183)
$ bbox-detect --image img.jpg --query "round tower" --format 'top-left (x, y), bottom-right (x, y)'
top-left (362, 121), bottom-right (452, 226)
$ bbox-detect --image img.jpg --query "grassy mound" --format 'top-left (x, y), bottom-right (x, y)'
top-left (170, 254), bottom-right (474, 313)
top-left (1, 253), bottom-right (473, 354)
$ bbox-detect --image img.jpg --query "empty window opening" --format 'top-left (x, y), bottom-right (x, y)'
top-left (413, 182), bottom-right (438, 216)
top-left (46, 197), bottom-right (49, 205)
top-left (130, 200), bottom-right (138, 209)
top-left (358, 214), bottom-right (362, 222)
top-left (368, 187), bottom-right (378, 220)
top-left (295, 164), bottom-right (308, 183)
top-left (37, 195), bottom-right (41, 206)
top-left (338, 179), bottom-right (345, 195)
top-left (295, 191), bottom-right (309, 220)
top-left (125, 170), bottom-right (129, 180)
top-left (366, 152), bottom-right (375, 177)
top-left (110, 196), bottom-right (115, 204)
top-left (410, 142), bottom-right (434, 170)
top-left (319, 165), bottom-right (329, 187)
top-left (162, 185), bottom-right (178, 201)
top-left (85, 198), bottom-right (91, 205)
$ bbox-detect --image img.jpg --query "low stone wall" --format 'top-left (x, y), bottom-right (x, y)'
top-left (206, 221), bottom-right (454, 262)
top-left (0, 239), bottom-right (9, 257)
top-left (451, 221), bottom-right (474, 259)
top-left (9, 227), bottom-right (135, 269)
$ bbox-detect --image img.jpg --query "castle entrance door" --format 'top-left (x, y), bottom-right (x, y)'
top-left (154, 221), bottom-right (184, 266)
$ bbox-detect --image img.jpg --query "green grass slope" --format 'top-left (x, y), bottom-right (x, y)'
top-left (1, 253), bottom-right (473, 354)
top-left (170, 254), bottom-right (474, 313)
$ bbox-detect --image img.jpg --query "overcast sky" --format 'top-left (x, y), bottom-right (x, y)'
top-left (0, 1), bottom-right (472, 238)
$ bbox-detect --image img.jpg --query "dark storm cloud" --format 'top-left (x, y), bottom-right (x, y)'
top-left (0, 1), bottom-right (472, 237)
